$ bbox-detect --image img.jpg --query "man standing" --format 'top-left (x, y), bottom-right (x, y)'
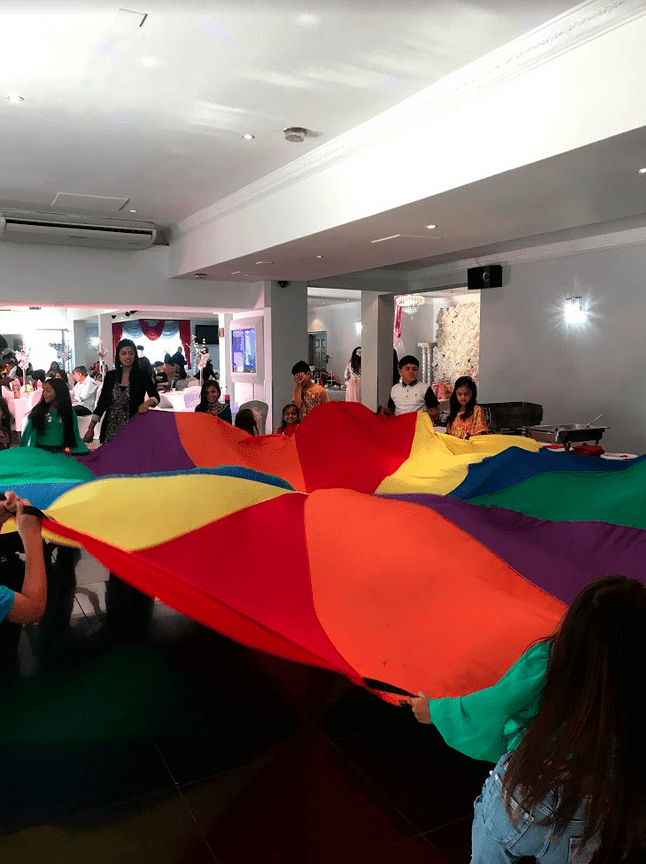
top-left (71, 366), bottom-right (99, 415)
top-left (137, 346), bottom-right (154, 379)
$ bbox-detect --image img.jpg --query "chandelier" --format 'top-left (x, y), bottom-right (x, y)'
top-left (395, 294), bottom-right (425, 315)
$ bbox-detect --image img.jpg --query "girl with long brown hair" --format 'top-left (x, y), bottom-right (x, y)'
top-left (411, 574), bottom-right (646, 863)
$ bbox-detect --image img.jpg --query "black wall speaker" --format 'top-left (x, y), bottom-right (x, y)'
top-left (467, 265), bottom-right (502, 290)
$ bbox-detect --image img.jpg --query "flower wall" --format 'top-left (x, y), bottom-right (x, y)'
top-left (432, 302), bottom-right (480, 385)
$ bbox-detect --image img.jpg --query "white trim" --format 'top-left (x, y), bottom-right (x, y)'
top-left (173, 0), bottom-right (646, 240)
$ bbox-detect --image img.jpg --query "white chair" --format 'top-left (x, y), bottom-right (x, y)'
top-left (183, 387), bottom-right (201, 411)
top-left (238, 400), bottom-right (269, 434)
top-left (76, 414), bottom-right (101, 442)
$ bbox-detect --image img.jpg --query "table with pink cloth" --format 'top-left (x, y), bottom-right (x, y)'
top-left (2, 388), bottom-right (42, 432)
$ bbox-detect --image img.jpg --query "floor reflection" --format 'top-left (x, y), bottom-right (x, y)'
top-left (0, 544), bottom-right (488, 863)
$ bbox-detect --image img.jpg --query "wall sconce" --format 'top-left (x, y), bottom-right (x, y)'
top-left (564, 296), bottom-right (586, 326)
top-left (355, 322), bottom-right (362, 336)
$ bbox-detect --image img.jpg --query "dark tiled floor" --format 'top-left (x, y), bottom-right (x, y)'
top-left (0, 545), bottom-right (492, 863)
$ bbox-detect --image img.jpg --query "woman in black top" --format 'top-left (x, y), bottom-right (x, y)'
top-left (83, 339), bottom-right (158, 444)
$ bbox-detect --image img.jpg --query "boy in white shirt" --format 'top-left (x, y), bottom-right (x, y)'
top-left (380, 355), bottom-right (439, 418)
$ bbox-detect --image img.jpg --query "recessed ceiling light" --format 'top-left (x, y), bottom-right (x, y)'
top-left (425, 224), bottom-right (437, 229)
top-left (638, 167), bottom-right (646, 174)
top-left (242, 133), bottom-right (255, 140)
top-left (231, 271), bottom-right (241, 275)
top-left (195, 273), bottom-right (207, 280)
top-left (129, 209), bottom-right (137, 213)
top-left (140, 56), bottom-right (158, 67)
top-left (315, 255), bottom-right (324, 259)
top-left (255, 260), bottom-right (273, 264)
top-left (6, 93), bottom-right (24, 103)
top-left (371, 234), bottom-right (401, 244)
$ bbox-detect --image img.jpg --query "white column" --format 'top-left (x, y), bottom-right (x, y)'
top-left (418, 342), bottom-right (432, 384)
top-left (219, 312), bottom-right (232, 397)
top-left (265, 281), bottom-right (308, 431)
top-left (361, 292), bottom-right (394, 411)
top-left (72, 320), bottom-right (86, 369)
top-left (98, 314), bottom-right (113, 369)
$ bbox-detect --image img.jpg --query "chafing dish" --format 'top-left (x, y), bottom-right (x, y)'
top-left (527, 424), bottom-right (609, 449)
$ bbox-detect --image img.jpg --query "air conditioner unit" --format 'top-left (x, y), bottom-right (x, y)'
top-left (0, 215), bottom-right (156, 250)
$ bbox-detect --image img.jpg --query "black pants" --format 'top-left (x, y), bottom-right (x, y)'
top-left (73, 405), bottom-right (92, 416)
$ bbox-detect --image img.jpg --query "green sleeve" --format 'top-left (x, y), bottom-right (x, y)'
top-left (19, 418), bottom-right (35, 447)
top-left (428, 641), bottom-right (550, 763)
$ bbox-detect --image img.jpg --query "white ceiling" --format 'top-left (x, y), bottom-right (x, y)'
top-left (183, 122), bottom-right (646, 284)
top-left (0, 1), bottom-right (579, 229)
top-left (308, 287), bottom-right (361, 307)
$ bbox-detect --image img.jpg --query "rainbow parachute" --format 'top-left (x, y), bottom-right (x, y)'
top-left (2, 403), bottom-right (644, 702)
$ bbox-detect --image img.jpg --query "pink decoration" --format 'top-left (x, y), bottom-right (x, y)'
top-left (16, 344), bottom-right (30, 370)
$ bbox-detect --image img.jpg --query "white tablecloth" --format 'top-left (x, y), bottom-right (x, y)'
top-left (6, 391), bottom-right (42, 432)
top-left (325, 388), bottom-right (347, 402)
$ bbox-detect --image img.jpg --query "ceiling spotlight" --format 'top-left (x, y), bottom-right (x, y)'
top-left (425, 224), bottom-right (437, 230)
top-left (6, 93), bottom-right (24, 103)
top-left (242, 133), bottom-right (255, 140)
top-left (638, 167), bottom-right (646, 174)
top-left (283, 126), bottom-right (307, 143)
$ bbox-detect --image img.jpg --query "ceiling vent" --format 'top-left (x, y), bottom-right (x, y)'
top-left (0, 214), bottom-right (156, 250)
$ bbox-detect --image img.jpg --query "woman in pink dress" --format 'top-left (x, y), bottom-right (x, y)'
top-left (344, 347), bottom-right (361, 403)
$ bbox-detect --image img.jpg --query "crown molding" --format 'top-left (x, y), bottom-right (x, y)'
top-left (406, 225), bottom-right (646, 288)
top-left (174, 0), bottom-right (646, 240)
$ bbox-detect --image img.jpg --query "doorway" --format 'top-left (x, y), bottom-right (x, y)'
top-left (308, 331), bottom-right (327, 370)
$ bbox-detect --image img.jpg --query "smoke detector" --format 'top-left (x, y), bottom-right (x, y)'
top-left (283, 126), bottom-right (307, 143)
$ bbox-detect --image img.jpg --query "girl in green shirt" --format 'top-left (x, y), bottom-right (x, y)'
top-left (412, 574), bottom-right (646, 863)
top-left (20, 378), bottom-right (88, 453)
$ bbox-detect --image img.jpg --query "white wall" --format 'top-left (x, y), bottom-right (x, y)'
top-left (308, 301), bottom-right (361, 382)
top-left (398, 301), bottom-right (437, 371)
top-left (479, 244), bottom-right (646, 453)
top-left (0, 242), bottom-right (262, 310)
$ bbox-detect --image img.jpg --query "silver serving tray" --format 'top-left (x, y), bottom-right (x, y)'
top-left (528, 424), bottom-right (609, 444)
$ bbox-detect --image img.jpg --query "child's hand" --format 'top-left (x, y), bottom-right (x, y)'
top-left (410, 692), bottom-right (432, 725)
top-left (15, 499), bottom-right (42, 541)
